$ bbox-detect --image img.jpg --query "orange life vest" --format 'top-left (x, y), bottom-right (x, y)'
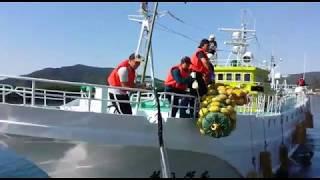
top-left (190, 48), bottom-right (210, 75)
top-left (297, 78), bottom-right (305, 86)
top-left (164, 65), bottom-right (190, 91)
top-left (107, 59), bottom-right (136, 88)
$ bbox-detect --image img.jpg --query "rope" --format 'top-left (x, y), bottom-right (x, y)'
top-left (154, 88), bottom-right (170, 178)
top-left (155, 22), bottom-right (198, 43)
top-left (249, 116), bottom-right (256, 170)
top-left (262, 115), bottom-right (268, 151)
top-left (281, 115), bottom-right (284, 144)
top-left (166, 10), bottom-right (212, 32)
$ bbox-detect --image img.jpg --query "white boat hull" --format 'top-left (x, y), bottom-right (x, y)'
top-left (0, 134), bottom-right (242, 178)
top-left (0, 95), bottom-right (311, 177)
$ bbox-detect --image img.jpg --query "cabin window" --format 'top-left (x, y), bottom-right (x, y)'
top-left (226, 73), bottom-right (232, 81)
top-left (235, 73), bottom-right (241, 81)
top-left (218, 74), bottom-right (224, 80)
top-left (244, 73), bottom-right (251, 81)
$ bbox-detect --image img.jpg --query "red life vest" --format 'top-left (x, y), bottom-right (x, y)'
top-left (164, 65), bottom-right (190, 91)
top-left (297, 78), bottom-right (305, 86)
top-left (190, 48), bottom-right (210, 75)
top-left (107, 59), bottom-right (136, 88)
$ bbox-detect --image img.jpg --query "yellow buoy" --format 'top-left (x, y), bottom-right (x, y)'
top-left (217, 94), bottom-right (228, 101)
top-left (210, 101), bottom-right (220, 107)
top-left (220, 107), bottom-right (231, 116)
top-left (209, 105), bottom-right (220, 112)
top-left (259, 151), bottom-right (272, 178)
top-left (199, 108), bottom-right (209, 117)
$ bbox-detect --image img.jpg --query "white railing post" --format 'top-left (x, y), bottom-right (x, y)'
top-left (2, 85), bottom-right (5, 103)
top-left (271, 96), bottom-right (274, 114)
top-left (31, 80), bottom-right (35, 106)
top-left (267, 96), bottom-right (270, 113)
top-left (63, 92), bottom-right (66, 106)
top-left (264, 95), bottom-right (267, 113)
top-left (274, 95), bottom-right (277, 113)
top-left (279, 97), bottom-right (283, 113)
top-left (23, 87), bottom-right (26, 105)
top-left (271, 95), bottom-right (274, 113)
top-left (88, 89), bottom-right (91, 112)
top-left (169, 93), bottom-right (174, 118)
top-left (44, 90), bottom-right (47, 107)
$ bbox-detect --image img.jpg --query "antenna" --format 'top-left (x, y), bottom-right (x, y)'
top-left (128, 3), bottom-right (149, 58)
top-left (303, 53), bottom-right (306, 80)
top-left (219, 9), bottom-right (256, 65)
top-left (271, 34), bottom-right (275, 57)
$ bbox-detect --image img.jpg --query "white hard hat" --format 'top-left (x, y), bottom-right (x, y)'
top-left (209, 34), bottom-right (215, 40)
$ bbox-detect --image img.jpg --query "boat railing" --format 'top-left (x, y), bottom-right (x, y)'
top-left (0, 74), bottom-right (197, 119)
top-left (214, 80), bottom-right (270, 88)
top-left (276, 83), bottom-right (298, 90)
top-left (0, 74), bottom-right (306, 118)
top-left (130, 91), bottom-right (197, 118)
top-left (214, 59), bottom-right (269, 69)
top-left (236, 92), bottom-right (304, 116)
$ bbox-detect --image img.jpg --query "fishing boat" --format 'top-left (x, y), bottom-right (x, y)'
top-left (0, 3), bottom-right (314, 178)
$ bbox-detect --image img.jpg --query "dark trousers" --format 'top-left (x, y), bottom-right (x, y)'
top-left (193, 71), bottom-right (208, 97)
top-left (180, 96), bottom-right (195, 118)
top-left (180, 72), bottom-right (207, 118)
top-left (109, 93), bottom-right (132, 115)
top-left (165, 87), bottom-right (185, 118)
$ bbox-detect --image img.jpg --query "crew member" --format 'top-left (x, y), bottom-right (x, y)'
top-left (164, 56), bottom-right (192, 118)
top-left (107, 53), bottom-right (143, 114)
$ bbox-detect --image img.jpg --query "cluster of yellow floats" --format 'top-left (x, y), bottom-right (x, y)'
top-left (196, 82), bottom-right (250, 138)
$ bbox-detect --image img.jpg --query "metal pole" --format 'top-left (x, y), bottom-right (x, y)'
top-left (2, 85), bottom-right (5, 103)
top-left (88, 89), bottom-right (91, 112)
top-left (303, 53), bottom-right (306, 80)
top-left (23, 87), bottom-right (26, 105)
top-left (135, 21), bottom-right (146, 56)
top-left (31, 80), bottom-right (35, 106)
top-left (149, 44), bottom-right (156, 90)
top-left (136, 2), bottom-right (158, 112)
top-left (63, 92), bottom-right (66, 106)
top-left (141, 3), bottom-right (157, 85)
top-left (44, 90), bottom-right (47, 107)
top-left (142, 3), bottom-right (171, 178)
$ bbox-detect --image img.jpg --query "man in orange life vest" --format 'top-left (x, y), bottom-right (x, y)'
top-left (107, 53), bottom-right (143, 115)
top-left (190, 38), bottom-right (212, 97)
top-left (297, 75), bottom-right (306, 86)
top-left (164, 56), bottom-right (193, 118)
top-left (179, 39), bottom-right (213, 118)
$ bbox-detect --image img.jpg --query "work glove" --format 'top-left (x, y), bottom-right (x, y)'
top-left (190, 72), bottom-right (196, 79)
top-left (145, 83), bottom-right (153, 90)
top-left (192, 80), bottom-right (199, 90)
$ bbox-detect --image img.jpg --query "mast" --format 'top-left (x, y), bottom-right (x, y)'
top-left (218, 9), bottom-right (256, 66)
top-left (129, 3), bottom-right (151, 114)
top-left (128, 2), bottom-right (149, 72)
top-left (270, 54), bottom-right (275, 89)
top-left (303, 53), bottom-right (306, 80)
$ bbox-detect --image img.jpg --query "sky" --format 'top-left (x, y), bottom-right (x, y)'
top-left (0, 2), bottom-right (319, 80)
